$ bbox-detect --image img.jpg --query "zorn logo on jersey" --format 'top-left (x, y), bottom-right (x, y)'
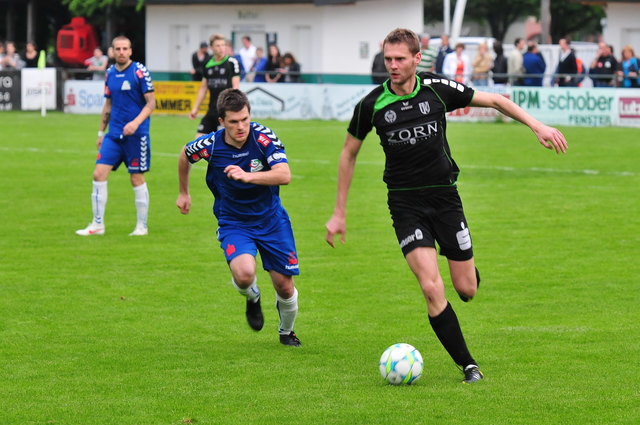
top-left (386, 120), bottom-right (438, 145)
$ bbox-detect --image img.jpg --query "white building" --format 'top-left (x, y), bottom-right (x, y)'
top-left (600, 1), bottom-right (640, 56)
top-left (144, 0), bottom-right (422, 75)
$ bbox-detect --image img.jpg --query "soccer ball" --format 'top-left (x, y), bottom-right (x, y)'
top-left (379, 343), bottom-right (423, 385)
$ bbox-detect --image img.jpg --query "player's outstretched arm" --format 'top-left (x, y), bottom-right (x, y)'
top-left (177, 145), bottom-right (193, 215)
top-left (325, 134), bottom-right (363, 248)
top-left (470, 91), bottom-right (568, 154)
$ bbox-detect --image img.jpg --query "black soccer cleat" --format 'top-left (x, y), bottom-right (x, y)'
top-left (246, 297), bottom-right (264, 331)
top-left (279, 331), bottom-right (301, 347)
top-left (459, 267), bottom-right (481, 302)
top-left (462, 365), bottom-right (484, 384)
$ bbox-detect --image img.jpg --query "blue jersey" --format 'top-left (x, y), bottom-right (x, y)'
top-left (185, 122), bottom-right (289, 225)
top-left (104, 61), bottom-right (154, 136)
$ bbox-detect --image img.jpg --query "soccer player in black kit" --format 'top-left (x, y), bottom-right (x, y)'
top-left (190, 33), bottom-right (241, 138)
top-left (325, 28), bottom-right (568, 383)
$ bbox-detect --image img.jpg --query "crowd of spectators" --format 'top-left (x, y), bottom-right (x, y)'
top-left (368, 33), bottom-right (639, 89)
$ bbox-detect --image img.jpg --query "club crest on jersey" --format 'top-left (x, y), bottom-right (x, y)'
top-left (121, 80), bottom-right (131, 91)
top-left (250, 159), bottom-right (264, 172)
top-left (257, 134), bottom-right (271, 147)
top-left (384, 110), bottom-right (397, 123)
top-left (419, 101), bottom-right (430, 115)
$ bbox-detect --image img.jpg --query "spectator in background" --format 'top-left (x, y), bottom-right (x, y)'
top-left (442, 42), bottom-right (470, 84)
top-left (589, 42), bottom-right (617, 87)
top-left (522, 41), bottom-right (546, 87)
top-left (227, 41), bottom-right (246, 81)
top-left (191, 41), bottom-right (210, 82)
top-left (417, 33), bottom-right (437, 73)
top-left (281, 52), bottom-right (301, 83)
top-left (616, 45), bottom-right (639, 88)
top-left (508, 37), bottom-right (526, 86)
top-left (251, 46), bottom-right (268, 82)
top-left (23, 41), bottom-right (39, 68)
top-left (86, 47), bottom-right (108, 80)
top-left (491, 41), bottom-right (508, 86)
top-left (265, 43), bottom-right (283, 83)
top-left (371, 41), bottom-right (386, 84)
top-left (556, 38), bottom-right (577, 87)
top-left (1, 41), bottom-right (24, 70)
top-left (238, 36), bottom-right (257, 78)
top-left (106, 47), bottom-right (116, 67)
top-left (471, 41), bottom-right (492, 86)
top-left (0, 41), bottom-right (5, 70)
top-left (435, 34), bottom-right (453, 74)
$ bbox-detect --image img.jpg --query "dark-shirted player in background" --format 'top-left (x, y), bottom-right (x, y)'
top-left (325, 28), bottom-right (567, 383)
top-left (177, 89), bottom-right (302, 346)
top-left (189, 34), bottom-right (241, 138)
top-left (76, 35), bottom-right (155, 236)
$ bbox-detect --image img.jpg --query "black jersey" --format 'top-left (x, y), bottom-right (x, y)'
top-left (347, 72), bottom-right (474, 190)
top-left (203, 55), bottom-right (241, 113)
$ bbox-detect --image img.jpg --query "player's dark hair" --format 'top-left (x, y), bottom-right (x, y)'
top-left (384, 28), bottom-right (420, 55)
top-left (217, 89), bottom-right (250, 119)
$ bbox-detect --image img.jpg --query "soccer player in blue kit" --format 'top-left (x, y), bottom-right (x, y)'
top-left (76, 35), bottom-right (156, 236)
top-left (177, 89), bottom-right (301, 346)
top-left (326, 28), bottom-right (568, 383)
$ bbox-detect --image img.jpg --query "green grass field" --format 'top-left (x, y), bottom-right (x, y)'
top-left (1, 111), bottom-right (639, 424)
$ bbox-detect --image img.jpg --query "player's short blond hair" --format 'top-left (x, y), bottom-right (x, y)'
top-left (209, 34), bottom-right (226, 46)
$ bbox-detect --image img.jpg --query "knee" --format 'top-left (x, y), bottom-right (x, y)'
top-left (232, 269), bottom-right (256, 288)
top-left (453, 273), bottom-right (478, 298)
top-left (273, 276), bottom-right (295, 298)
top-left (418, 276), bottom-right (444, 302)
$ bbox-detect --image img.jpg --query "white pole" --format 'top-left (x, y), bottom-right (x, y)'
top-left (443, 0), bottom-right (451, 36)
top-left (450, 0), bottom-right (467, 46)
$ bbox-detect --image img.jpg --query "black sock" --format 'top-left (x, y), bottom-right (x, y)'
top-left (429, 301), bottom-right (476, 368)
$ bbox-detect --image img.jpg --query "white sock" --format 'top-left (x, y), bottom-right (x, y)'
top-left (231, 277), bottom-right (260, 302)
top-left (276, 288), bottom-right (298, 335)
top-left (133, 182), bottom-right (149, 229)
top-left (91, 180), bottom-right (107, 226)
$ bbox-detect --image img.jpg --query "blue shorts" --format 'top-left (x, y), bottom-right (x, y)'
top-left (97, 133), bottom-right (150, 173)
top-left (217, 210), bottom-right (300, 276)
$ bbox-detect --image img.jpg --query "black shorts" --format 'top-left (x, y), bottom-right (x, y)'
top-left (387, 186), bottom-right (473, 261)
top-left (197, 110), bottom-right (221, 134)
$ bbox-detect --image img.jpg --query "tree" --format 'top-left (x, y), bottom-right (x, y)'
top-left (62, 0), bottom-right (145, 17)
top-left (424, 0), bottom-right (604, 43)
top-left (549, 2), bottom-right (604, 42)
top-left (424, 0), bottom-right (538, 42)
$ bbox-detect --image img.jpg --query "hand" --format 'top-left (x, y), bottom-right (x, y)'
top-left (189, 108), bottom-right (198, 120)
top-left (224, 165), bottom-right (250, 183)
top-left (123, 121), bottom-right (139, 136)
top-left (533, 124), bottom-right (568, 154)
top-left (96, 135), bottom-right (103, 150)
top-left (176, 193), bottom-right (191, 214)
top-left (325, 214), bottom-right (346, 248)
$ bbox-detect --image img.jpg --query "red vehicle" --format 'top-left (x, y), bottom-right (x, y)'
top-left (56, 17), bottom-right (98, 66)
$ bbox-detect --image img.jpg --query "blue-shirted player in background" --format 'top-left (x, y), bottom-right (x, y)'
top-left (177, 88), bottom-right (301, 346)
top-left (76, 35), bottom-right (156, 236)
